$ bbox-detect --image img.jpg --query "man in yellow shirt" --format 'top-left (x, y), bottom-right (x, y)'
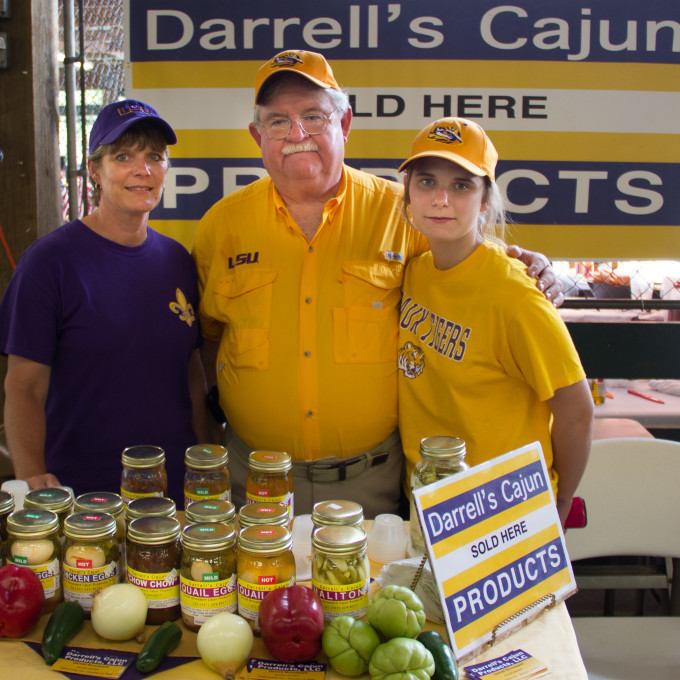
top-left (193, 50), bottom-right (562, 517)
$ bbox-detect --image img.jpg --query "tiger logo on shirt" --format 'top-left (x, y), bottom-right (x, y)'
top-left (398, 342), bottom-right (425, 379)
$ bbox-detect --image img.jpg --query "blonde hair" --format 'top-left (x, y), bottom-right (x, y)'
top-left (402, 160), bottom-right (508, 246)
top-left (88, 123), bottom-right (170, 208)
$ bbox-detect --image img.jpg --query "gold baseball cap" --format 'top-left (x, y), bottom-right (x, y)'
top-left (398, 117), bottom-right (498, 180)
top-left (255, 50), bottom-right (341, 104)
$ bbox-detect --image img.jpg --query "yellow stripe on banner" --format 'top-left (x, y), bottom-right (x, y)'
top-left (130, 60), bottom-right (680, 92)
top-left (346, 130), bottom-right (680, 163)
top-left (453, 569), bottom-right (574, 651)
top-left (150, 220), bottom-right (201, 251)
top-left (432, 491), bottom-right (553, 561)
top-left (440, 525), bottom-right (561, 595)
top-left (507, 225), bottom-right (680, 260)
top-left (419, 449), bottom-right (540, 510)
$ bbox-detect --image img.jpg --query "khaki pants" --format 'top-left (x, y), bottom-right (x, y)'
top-left (224, 427), bottom-right (405, 519)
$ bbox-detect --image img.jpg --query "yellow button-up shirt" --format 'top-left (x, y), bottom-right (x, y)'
top-left (193, 165), bottom-right (428, 460)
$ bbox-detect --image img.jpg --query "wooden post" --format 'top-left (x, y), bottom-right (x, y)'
top-left (0, 0), bottom-right (61, 423)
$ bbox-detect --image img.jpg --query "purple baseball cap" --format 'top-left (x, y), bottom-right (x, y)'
top-left (88, 99), bottom-right (177, 155)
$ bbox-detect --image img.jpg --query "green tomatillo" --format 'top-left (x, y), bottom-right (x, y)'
top-left (322, 615), bottom-right (381, 676)
top-left (369, 637), bottom-right (435, 680)
top-left (366, 585), bottom-right (426, 640)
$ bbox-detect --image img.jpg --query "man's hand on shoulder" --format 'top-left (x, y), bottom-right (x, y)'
top-left (507, 244), bottom-right (565, 308)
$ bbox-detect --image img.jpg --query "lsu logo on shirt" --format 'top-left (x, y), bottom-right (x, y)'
top-left (169, 288), bottom-right (195, 327)
top-left (398, 342), bottom-right (425, 379)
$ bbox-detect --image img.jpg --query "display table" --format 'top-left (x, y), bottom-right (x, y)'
top-left (0, 524), bottom-right (587, 679)
top-left (593, 386), bottom-right (680, 429)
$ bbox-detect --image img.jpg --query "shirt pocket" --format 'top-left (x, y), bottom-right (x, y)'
top-left (214, 268), bottom-right (277, 370)
top-left (334, 261), bottom-right (404, 364)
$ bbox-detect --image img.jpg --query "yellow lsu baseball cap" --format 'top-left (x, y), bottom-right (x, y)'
top-left (254, 50), bottom-right (341, 104)
top-left (398, 117), bottom-right (498, 180)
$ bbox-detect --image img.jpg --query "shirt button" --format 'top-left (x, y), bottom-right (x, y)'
top-left (305, 297), bottom-right (312, 304)
top-left (306, 411), bottom-right (313, 418)
top-left (308, 246), bottom-right (314, 253)
top-left (304, 351), bottom-right (311, 357)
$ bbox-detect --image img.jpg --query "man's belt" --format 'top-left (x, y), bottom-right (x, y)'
top-left (291, 451), bottom-right (391, 482)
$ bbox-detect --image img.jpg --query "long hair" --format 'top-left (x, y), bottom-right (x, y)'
top-left (88, 122), bottom-right (170, 208)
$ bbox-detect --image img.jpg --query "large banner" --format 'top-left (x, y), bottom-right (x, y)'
top-left (124, 1), bottom-right (680, 257)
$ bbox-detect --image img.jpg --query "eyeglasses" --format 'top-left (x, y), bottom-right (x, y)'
top-left (260, 111), bottom-right (336, 140)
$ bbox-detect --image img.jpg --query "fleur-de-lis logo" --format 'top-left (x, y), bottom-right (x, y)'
top-left (169, 288), bottom-right (195, 327)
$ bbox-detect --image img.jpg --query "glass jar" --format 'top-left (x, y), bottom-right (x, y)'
top-left (312, 500), bottom-right (364, 530)
top-left (120, 445), bottom-right (167, 504)
top-left (62, 512), bottom-right (119, 614)
top-left (185, 499), bottom-right (236, 529)
top-left (24, 487), bottom-right (74, 537)
top-left (126, 516), bottom-right (181, 624)
top-left (0, 490), bottom-right (14, 565)
top-left (410, 436), bottom-right (469, 554)
top-left (6, 509), bottom-right (62, 612)
top-left (126, 496), bottom-right (177, 525)
top-left (311, 525), bottom-right (369, 621)
top-left (184, 444), bottom-right (231, 510)
top-left (180, 522), bottom-right (238, 631)
top-left (238, 502), bottom-right (290, 530)
top-left (237, 525), bottom-right (295, 633)
top-left (75, 492), bottom-right (126, 571)
top-left (246, 451), bottom-right (293, 519)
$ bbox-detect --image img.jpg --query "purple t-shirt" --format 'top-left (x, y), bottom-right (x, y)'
top-left (0, 220), bottom-right (200, 503)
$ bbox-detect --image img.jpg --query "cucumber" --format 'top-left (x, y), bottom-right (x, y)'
top-left (41, 601), bottom-right (86, 665)
top-left (416, 630), bottom-right (459, 680)
top-left (136, 620), bottom-right (183, 673)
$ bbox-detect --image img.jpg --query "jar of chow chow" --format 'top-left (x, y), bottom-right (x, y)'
top-left (184, 444), bottom-right (231, 510)
top-left (126, 496), bottom-right (177, 525)
top-left (237, 525), bottom-right (295, 633)
top-left (180, 522), bottom-right (238, 631)
top-left (120, 445), bottom-right (167, 504)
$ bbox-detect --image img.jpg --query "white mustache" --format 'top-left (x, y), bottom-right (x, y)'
top-left (281, 141), bottom-right (319, 156)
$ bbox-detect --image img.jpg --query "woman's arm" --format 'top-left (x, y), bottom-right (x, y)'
top-left (188, 347), bottom-right (211, 444)
top-left (4, 354), bottom-right (61, 489)
top-left (506, 245), bottom-right (565, 307)
top-left (546, 378), bottom-right (594, 526)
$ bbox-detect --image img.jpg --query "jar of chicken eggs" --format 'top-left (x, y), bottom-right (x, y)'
top-left (238, 502), bottom-right (290, 530)
top-left (62, 512), bottom-right (119, 614)
top-left (312, 525), bottom-right (369, 621)
top-left (184, 444), bottom-right (231, 510)
top-left (184, 499), bottom-right (236, 529)
top-left (120, 445), bottom-right (167, 504)
top-left (0, 490), bottom-right (15, 565)
top-left (245, 451), bottom-right (293, 519)
top-left (6, 509), bottom-right (62, 612)
top-left (75, 492), bottom-right (126, 571)
top-left (24, 487), bottom-right (74, 537)
top-left (237, 525), bottom-right (295, 633)
top-left (126, 516), bottom-right (181, 624)
top-left (180, 522), bottom-right (238, 631)
top-left (312, 500), bottom-right (364, 530)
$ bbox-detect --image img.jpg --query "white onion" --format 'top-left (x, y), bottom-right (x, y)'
top-left (197, 612), bottom-right (253, 679)
top-left (91, 583), bottom-right (148, 642)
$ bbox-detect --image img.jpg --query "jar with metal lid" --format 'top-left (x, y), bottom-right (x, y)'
top-left (185, 499), bottom-right (236, 528)
top-left (409, 436), bottom-right (469, 554)
top-left (246, 451), bottom-right (294, 519)
top-left (24, 487), bottom-right (74, 536)
top-left (238, 502), bottom-right (290, 530)
top-left (75, 492), bottom-right (126, 566)
top-left (6, 509), bottom-right (62, 612)
top-left (0, 490), bottom-right (14, 564)
top-left (180, 522), bottom-right (238, 631)
top-left (126, 496), bottom-right (177, 524)
top-left (126, 516), bottom-right (181, 624)
top-left (120, 445), bottom-right (167, 504)
top-left (184, 444), bottom-right (231, 510)
top-left (62, 512), bottom-right (119, 614)
top-left (311, 525), bottom-right (369, 621)
top-left (312, 500), bottom-right (364, 530)
top-left (237, 525), bottom-right (295, 633)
